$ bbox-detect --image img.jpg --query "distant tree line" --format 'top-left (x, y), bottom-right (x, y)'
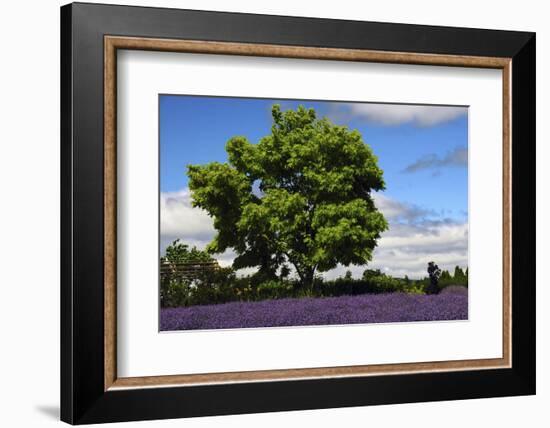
top-left (160, 240), bottom-right (467, 308)
top-left (437, 266), bottom-right (468, 288)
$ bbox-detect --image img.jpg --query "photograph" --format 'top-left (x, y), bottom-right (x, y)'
top-left (159, 95), bottom-right (469, 331)
top-left (53, 2), bottom-right (537, 424)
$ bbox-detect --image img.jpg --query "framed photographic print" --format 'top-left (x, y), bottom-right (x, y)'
top-left (60, 2), bottom-right (536, 424)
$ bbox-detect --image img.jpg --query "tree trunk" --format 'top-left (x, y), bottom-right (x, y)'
top-left (301, 267), bottom-right (316, 294)
top-left (289, 258), bottom-right (316, 294)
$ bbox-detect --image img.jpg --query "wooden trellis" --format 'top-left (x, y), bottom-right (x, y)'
top-left (160, 260), bottom-right (220, 281)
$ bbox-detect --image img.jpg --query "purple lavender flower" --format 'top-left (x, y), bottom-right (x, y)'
top-left (160, 287), bottom-right (468, 331)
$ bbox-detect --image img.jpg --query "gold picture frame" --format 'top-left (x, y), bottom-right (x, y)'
top-left (103, 36), bottom-right (512, 391)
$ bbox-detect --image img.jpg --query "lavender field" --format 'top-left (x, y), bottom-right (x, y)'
top-left (160, 286), bottom-right (468, 331)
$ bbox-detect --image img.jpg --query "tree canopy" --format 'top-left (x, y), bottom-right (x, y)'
top-left (187, 105), bottom-right (388, 288)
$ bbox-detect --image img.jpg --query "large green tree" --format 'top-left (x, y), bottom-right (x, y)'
top-left (187, 105), bottom-right (388, 289)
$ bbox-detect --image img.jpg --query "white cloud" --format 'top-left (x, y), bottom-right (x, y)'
top-left (370, 221), bottom-right (467, 278)
top-left (160, 189), bottom-right (215, 253)
top-left (331, 103), bottom-right (467, 127)
top-left (160, 190), bottom-right (263, 276)
top-left (372, 193), bottom-right (434, 222)
top-left (160, 188), bottom-right (468, 280)
top-left (324, 193), bottom-right (468, 279)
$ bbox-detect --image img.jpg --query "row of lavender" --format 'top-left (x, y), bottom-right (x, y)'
top-left (160, 285), bottom-right (468, 331)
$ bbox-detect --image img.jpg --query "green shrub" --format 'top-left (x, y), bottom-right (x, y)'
top-left (161, 277), bottom-right (193, 307)
top-left (160, 259), bottom-right (467, 307)
top-left (257, 280), bottom-right (295, 300)
top-left (190, 267), bottom-right (238, 306)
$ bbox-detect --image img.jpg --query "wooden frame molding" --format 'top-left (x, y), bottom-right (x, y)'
top-left (104, 35), bottom-right (512, 391)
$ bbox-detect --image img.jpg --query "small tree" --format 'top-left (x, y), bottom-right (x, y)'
top-left (453, 265), bottom-right (465, 281)
top-left (163, 239), bottom-right (214, 264)
top-left (188, 105), bottom-right (388, 290)
top-left (160, 240), bottom-right (217, 307)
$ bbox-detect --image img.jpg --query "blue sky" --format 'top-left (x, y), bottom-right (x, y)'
top-left (160, 95), bottom-right (467, 222)
top-left (159, 95), bottom-right (468, 278)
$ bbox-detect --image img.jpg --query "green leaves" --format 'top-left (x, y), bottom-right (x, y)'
top-left (312, 200), bottom-right (388, 271)
top-left (163, 239), bottom-right (214, 264)
top-left (187, 162), bottom-right (254, 253)
top-left (187, 104), bottom-right (388, 288)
